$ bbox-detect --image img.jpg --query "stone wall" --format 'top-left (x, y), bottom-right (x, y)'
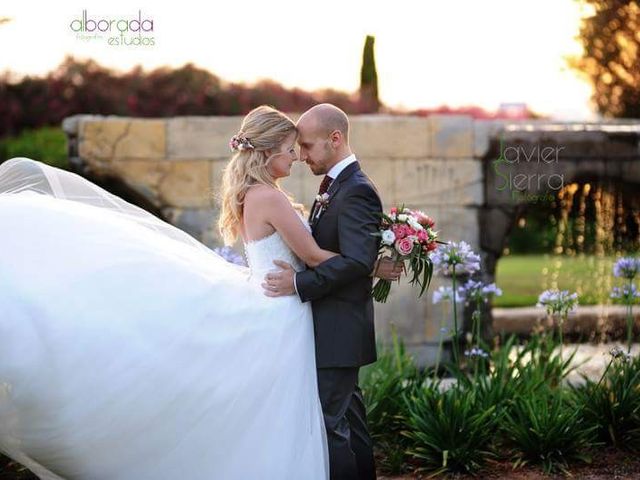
top-left (62, 114), bottom-right (640, 364)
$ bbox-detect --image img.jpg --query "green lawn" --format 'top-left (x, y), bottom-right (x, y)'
top-left (494, 254), bottom-right (620, 308)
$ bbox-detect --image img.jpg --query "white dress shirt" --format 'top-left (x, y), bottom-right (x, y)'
top-left (292, 154), bottom-right (358, 297)
top-left (325, 154), bottom-right (357, 183)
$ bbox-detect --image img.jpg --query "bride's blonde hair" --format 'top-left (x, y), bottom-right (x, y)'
top-left (218, 105), bottom-right (304, 245)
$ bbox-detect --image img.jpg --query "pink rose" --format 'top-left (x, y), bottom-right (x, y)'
top-left (395, 237), bottom-right (414, 256)
top-left (392, 223), bottom-right (406, 239)
top-left (423, 241), bottom-right (438, 252)
top-left (415, 212), bottom-right (435, 228)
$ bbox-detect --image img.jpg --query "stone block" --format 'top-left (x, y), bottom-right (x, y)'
top-left (162, 206), bottom-right (220, 248)
top-left (80, 118), bottom-right (165, 160)
top-left (429, 114), bottom-right (474, 158)
top-left (393, 158), bottom-right (483, 207)
top-left (158, 160), bottom-right (213, 208)
top-left (350, 115), bottom-right (429, 158)
top-left (357, 157), bottom-right (396, 204)
top-left (167, 117), bottom-right (242, 159)
top-left (474, 119), bottom-right (509, 158)
top-left (110, 159), bottom-right (169, 208)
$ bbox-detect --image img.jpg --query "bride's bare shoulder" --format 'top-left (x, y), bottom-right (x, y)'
top-left (245, 183), bottom-right (276, 197)
top-left (245, 184), bottom-right (289, 208)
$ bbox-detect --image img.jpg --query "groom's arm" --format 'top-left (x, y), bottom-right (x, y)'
top-left (295, 183), bottom-right (382, 303)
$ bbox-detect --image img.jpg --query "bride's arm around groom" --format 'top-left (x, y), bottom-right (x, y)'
top-left (295, 180), bottom-right (382, 302)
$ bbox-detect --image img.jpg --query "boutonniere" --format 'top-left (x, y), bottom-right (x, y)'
top-left (312, 192), bottom-right (331, 223)
top-left (315, 192), bottom-right (330, 207)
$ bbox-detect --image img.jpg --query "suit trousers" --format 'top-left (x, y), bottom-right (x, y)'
top-left (316, 367), bottom-right (376, 480)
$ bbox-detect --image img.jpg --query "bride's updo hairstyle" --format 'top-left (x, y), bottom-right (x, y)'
top-left (218, 105), bottom-right (303, 246)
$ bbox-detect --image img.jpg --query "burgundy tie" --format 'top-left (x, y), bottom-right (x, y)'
top-left (318, 175), bottom-right (332, 195)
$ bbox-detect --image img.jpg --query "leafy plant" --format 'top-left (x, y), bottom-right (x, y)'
top-left (360, 326), bottom-right (425, 473)
top-left (0, 127), bottom-right (68, 169)
top-left (451, 334), bottom-right (586, 473)
top-left (454, 336), bottom-right (520, 410)
top-left (572, 353), bottom-right (640, 449)
top-left (502, 389), bottom-right (599, 474)
top-left (403, 384), bottom-right (500, 476)
top-left (511, 333), bottom-right (580, 390)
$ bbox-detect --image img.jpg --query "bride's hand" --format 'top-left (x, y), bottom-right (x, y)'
top-left (262, 260), bottom-right (296, 297)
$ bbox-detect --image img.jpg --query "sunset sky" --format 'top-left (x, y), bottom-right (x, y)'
top-left (1, 0), bottom-right (596, 119)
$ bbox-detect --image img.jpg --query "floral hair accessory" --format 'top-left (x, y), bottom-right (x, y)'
top-left (229, 134), bottom-right (255, 152)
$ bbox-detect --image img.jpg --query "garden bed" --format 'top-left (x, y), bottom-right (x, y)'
top-left (360, 331), bottom-right (640, 478)
top-left (380, 447), bottom-right (640, 478)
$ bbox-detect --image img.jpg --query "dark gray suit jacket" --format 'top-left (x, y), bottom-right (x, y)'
top-left (296, 161), bottom-right (382, 368)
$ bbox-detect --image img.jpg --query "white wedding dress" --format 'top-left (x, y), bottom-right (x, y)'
top-left (0, 158), bottom-right (329, 480)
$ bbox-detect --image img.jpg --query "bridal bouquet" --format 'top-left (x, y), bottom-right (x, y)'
top-left (371, 206), bottom-right (439, 302)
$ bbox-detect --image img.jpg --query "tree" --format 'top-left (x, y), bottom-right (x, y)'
top-left (569, 0), bottom-right (640, 118)
top-left (359, 35), bottom-right (380, 112)
top-left (0, 56), bottom-right (367, 138)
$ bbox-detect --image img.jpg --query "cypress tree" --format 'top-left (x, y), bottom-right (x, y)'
top-left (359, 35), bottom-right (380, 112)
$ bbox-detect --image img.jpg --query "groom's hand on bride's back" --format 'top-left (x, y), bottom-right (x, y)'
top-left (262, 260), bottom-right (296, 297)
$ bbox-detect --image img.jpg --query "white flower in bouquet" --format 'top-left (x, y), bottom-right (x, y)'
top-left (407, 217), bottom-right (424, 231)
top-left (381, 229), bottom-right (396, 245)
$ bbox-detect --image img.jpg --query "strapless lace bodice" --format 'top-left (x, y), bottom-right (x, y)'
top-left (243, 212), bottom-right (310, 282)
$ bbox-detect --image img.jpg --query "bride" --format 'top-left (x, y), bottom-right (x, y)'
top-left (0, 106), bottom-right (355, 479)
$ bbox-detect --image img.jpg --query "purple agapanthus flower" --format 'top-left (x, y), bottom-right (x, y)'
top-left (464, 347), bottom-right (489, 359)
top-left (213, 245), bottom-right (246, 266)
top-left (609, 346), bottom-right (633, 362)
top-left (536, 289), bottom-right (579, 316)
top-left (613, 257), bottom-right (640, 279)
top-left (431, 241), bottom-right (481, 276)
top-left (432, 285), bottom-right (465, 304)
top-left (611, 284), bottom-right (640, 302)
top-left (459, 279), bottom-right (502, 305)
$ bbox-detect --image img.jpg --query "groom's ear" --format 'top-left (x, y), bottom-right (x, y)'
top-left (329, 129), bottom-right (343, 148)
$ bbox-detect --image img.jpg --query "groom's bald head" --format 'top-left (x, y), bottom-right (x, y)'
top-left (296, 103), bottom-right (352, 175)
top-left (298, 103), bottom-right (350, 141)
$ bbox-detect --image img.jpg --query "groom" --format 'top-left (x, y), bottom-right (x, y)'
top-left (263, 104), bottom-right (401, 480)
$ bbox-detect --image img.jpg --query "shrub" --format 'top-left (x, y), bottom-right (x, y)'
top-left (572, 353), bottom-right (640, 449)
top-left (360, 327), bottom-right (425, 474)
top-left (403, 383), bottom-right (500, 476)
top-left (0, 127), bottom-right (68, 169)
top-left (502, 388), bottom-right (599, 474)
